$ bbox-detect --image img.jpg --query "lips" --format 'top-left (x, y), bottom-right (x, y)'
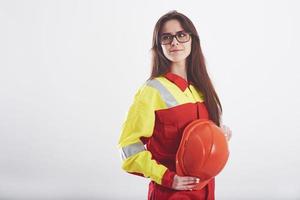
top-left (170, 49), bottom-right (183, 52)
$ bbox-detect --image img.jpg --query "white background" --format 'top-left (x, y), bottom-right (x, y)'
top-left (1, 0), bottom-right (300, 199)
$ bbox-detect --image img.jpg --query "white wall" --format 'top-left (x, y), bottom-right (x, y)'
top-left (0, 0), bottom-right (299, 199)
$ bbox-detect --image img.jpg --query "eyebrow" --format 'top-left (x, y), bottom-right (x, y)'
top-left (161, 30), bottom-right (185, 35)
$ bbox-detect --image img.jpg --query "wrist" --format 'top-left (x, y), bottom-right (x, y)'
top-left (161, 169), bottom-right (176, 188)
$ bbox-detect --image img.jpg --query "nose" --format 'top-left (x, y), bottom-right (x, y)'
top-left (171, 36), bottom-right (179, 46)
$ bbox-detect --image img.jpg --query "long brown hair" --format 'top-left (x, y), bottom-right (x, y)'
top-left (149, 10), bottom-right (222, 126)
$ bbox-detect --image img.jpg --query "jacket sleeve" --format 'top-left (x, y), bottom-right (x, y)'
top-left (117, 82), bottom-right (176, 187)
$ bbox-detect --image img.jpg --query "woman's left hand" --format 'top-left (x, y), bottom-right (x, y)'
top-left (220, 124), bottom-right (232, 141)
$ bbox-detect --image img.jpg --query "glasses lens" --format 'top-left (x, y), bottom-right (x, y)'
top-left (176, 31), bottom-right (190, 42)
top-left (160, 34), bottom-right (172, 45)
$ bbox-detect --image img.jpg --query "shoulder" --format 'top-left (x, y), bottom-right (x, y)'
top-left (140, 76), bottom-right (173, 97)
top-left (133, 77), bottom-right (167, 109)
top-left (136, 77), bottom-right (165, 95)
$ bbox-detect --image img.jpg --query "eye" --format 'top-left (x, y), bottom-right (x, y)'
top-left (161, 35), bottom-right (172, 40)
top-left (178, 32), bottom-right (188, 38)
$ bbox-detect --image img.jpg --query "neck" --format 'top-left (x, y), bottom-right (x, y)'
top-left (170, 61), bottom-right (187, 81)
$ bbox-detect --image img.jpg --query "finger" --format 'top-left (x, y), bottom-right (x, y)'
top-left (224, 126), bottom-right (229, 134)
top-left (181, 177), bottom-right (200, 184)
top-left (180, 179), bottom-right (199, 185)
top-left (184, 182), bottom-right (200, 187)
top-left (184, 184), bottom-right (197, 190)
top-left (228, 132), bottom-right (232, 140)
top-left (182, 177), bottom-right (199, 182)
top-left (176, 184), bottom-right (197, 191)
top-left (177, 179), bottom-right (200, 189)
top-left (223, 132), bottom-right (228, 140)
top-left (227, 130), bottom-right (232, 139)
top-left (180, 177), bottom-right (199, 182)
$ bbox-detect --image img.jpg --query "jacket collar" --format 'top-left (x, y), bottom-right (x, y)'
top-left (163, 69), bottom-right (191, 92)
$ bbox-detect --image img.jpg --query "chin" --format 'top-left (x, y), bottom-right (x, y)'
top-left (168, 56), bottom-right (187, 63)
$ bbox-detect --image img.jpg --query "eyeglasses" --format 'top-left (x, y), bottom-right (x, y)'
top-left (159, 31), bottom-right (191, 45)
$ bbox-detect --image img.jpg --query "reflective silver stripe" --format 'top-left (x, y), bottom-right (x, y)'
top-left (120, 141), bottom-right (146, 160)
top-left (146, 79), bottom-right (178, 108)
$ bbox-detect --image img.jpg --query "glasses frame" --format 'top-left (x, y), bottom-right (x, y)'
top-left (159, 31), bottom-right (192, 45)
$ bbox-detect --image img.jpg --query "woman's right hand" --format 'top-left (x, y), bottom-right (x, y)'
top-left (171, 174), bottom-right (200, 190)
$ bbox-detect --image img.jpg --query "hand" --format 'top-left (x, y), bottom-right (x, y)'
top-left (171, 174), bottom-right (200, 191)
top-left (221, 124), bottom-right (232, 141)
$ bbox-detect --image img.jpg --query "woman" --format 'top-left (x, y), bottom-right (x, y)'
top-left (118, 10), bottom-right (232, 200)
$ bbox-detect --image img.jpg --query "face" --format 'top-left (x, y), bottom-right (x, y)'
top-left (160, 19), bottom-right (192, 63)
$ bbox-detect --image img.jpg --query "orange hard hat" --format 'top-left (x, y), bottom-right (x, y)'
top-left (176, 119), bottom-right (230, 190)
